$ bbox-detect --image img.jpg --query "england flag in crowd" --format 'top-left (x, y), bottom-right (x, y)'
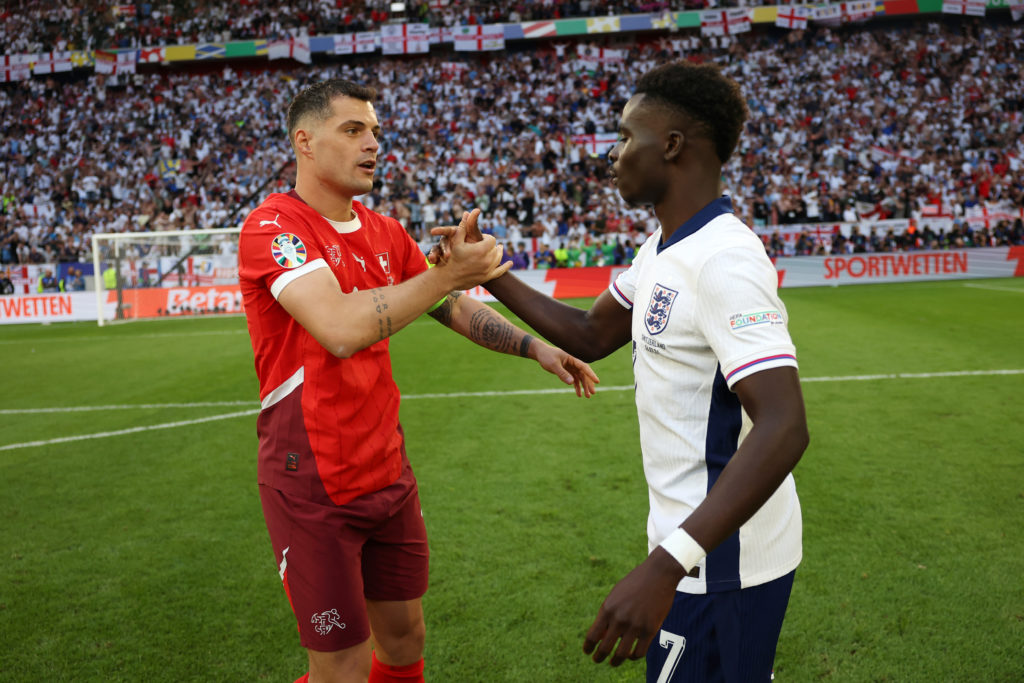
top-left (775, 6), bottom-right (810, 29)
top-left (381, 23), bottom-right (431, 55)
top-left (94, 49), bottom-right (137, 75)
top-left (576, 45), bottom-right (625, 71)
top-left (440, 61), bottom-right (469, 78)
top-left (571, 133), bottom-right (619, 157)
top-left (268, 37), bottom-right (311, 63)
top-left (428, 27), bottom-right (455, 44)
top-left (453, 24), bottom-right (505, 52)
top-left (355, 32), bottom-right (379, 53)
top-left (31, 51), bottom-right (73, 74)
top-left (814, 1), bottom-right (875, 24)
top-left (1, 54), bottom-right (32, 81)
top-left (700, 9), bottom-right (751, 37)
top-left (1012, 2), bottom-right (1024, 20)
top-left (333, 32), bottom-right (379, 55)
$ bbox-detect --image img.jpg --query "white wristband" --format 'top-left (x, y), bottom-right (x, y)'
top-left (658, 528), bottom-right (706, 573)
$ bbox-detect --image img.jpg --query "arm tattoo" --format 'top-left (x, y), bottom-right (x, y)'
top-left (518, 334), bottom-right (534, 359)
top-left (427, 291), bottom-right (462, 327)
top-left (468, 307), bottom-right (517, 354)
top-left (370, 288), bottom-right (393, 341)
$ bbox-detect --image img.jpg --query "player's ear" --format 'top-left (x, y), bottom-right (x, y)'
top-left (294, 129), bottom-right (313, 157)
top-left (664, 130), bottom-right (684, 161)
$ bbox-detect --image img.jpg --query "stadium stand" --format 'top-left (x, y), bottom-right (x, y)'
top-left (1, 7), bottom-right (1022, 271)
top-left (1, 2), bottom-right (732, 52)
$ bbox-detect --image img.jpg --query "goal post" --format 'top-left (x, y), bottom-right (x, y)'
top-left (90, 227), bottom-right (243, 326)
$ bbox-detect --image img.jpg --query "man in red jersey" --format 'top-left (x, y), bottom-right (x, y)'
top-left (238, 79), bottom-right (598, 683)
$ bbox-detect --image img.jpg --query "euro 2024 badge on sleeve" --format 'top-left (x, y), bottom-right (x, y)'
top-left (645, 283), bottom-right (678, 335)
top-left (271, 233), bottom-right (307, 269)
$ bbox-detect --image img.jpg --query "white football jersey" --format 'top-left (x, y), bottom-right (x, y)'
top-left (609, 197), bottom-right (802, 594)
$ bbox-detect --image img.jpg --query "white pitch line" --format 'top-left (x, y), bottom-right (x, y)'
top-left (0, 401), bottom-right (257, 415)
top-left (0, 409), bottom-right (260, 451)
top-left (800, 369), bottom-right (1024, 383)
top-left (5, 368), bottom-right (1024, 416)
top-left (2, 369), bottom-right (1021, 451)
top-left (0, 329), bottom-right (248, 346)
top-left (962, 283), bottom-right (1024, 294)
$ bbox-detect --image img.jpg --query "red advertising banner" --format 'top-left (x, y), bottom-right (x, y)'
top-left (113, 285), bottom-right (244, 317)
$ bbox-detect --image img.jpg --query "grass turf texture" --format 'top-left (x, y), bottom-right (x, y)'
top-left (1, 278), bottom-right (1022, 681)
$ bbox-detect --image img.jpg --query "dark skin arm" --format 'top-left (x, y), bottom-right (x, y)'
top-left (430, 211), bottom-right (632, 362)
top-left (582, 365), bottom-right (809, 666)
top-left (480, 279), bottom-right (632, 363)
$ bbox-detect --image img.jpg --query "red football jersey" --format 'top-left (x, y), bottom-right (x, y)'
top-left (238, 191), bottom-right (428, 506)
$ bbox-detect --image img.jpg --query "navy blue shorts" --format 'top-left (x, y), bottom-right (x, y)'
top-left (646, 571), bottom-right (795, 683)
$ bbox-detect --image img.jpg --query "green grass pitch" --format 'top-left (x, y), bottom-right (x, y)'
top-left (1, 278), bottom-right (1022, 681)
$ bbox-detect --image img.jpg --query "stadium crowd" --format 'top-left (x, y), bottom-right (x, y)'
top-left (1, 17), bottom-right (1023, 269)
top-left (1, 0), bottom-right (739, 53)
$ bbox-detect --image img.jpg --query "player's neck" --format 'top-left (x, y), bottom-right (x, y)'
top-left (294, 177), bottom-right (356, 222)
top-left (656, 185), bottom-right (720, 244)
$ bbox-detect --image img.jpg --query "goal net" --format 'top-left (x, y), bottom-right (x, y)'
top-left (90, 227), bottom-right (242, 326)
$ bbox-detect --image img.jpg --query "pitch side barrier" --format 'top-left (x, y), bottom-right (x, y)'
top-left (461, 247), bottom-right (1024, 301)
top-left (2, 247), bottom-right (1022, 324)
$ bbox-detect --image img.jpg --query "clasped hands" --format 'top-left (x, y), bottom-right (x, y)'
top-left (428, 208), bottom-right (490, 268)
top-left (428, 209), bottom-right (509, 291)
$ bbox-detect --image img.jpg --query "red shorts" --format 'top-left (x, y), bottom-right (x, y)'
top-left (259, 457), bottom-right (429, 652)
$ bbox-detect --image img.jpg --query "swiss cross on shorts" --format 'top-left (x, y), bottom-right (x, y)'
top-left (376, 252), bottom-right (391, 273)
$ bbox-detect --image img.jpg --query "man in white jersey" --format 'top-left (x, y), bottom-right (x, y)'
top-left (432, 61), bottom-right (808, 681)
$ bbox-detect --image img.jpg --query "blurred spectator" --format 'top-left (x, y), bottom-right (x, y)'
top-left (511, 242), bottom-right (531, 269)
top-left (64, 266), bottom-right (86, 291)
top-left (37, 268), bottom-right (60, 292)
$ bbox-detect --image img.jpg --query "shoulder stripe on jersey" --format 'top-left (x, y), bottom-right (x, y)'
top-left (610, 281), bottom-right (633, 308)
top-left (261, 366), bottom-right (304, 410)
top-left (270, 258), bottom-right (328, 299)
top-left (724, 354), bottom-right (797, 382)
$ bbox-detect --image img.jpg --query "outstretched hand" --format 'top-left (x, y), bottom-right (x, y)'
top-left (531, 341), bottom-right (599, 398)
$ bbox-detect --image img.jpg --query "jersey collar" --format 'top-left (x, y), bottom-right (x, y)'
top-left (657, 196), bottom-right (734, 254)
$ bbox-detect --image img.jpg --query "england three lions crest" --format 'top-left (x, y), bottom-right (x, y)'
top-left (644, 283), bottom-right (678, 335)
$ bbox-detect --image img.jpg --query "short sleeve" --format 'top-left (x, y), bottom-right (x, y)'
top-left (238, 205), bottom-right (328, 299)
top-left (609, 231), bottom-right (660, 309)
top-left (694, 246), bottom-right (797, 389)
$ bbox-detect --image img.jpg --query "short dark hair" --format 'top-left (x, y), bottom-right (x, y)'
top-left (635, 61), bottom-right (748, 164)
top-left (286, 79), bottom-right (377, 143)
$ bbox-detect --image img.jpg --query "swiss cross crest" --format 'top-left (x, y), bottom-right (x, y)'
top-left (376, 252), bottom-right (391, 273)
top-left (644, 283), bottom-right (678, 335)
top-left (325, 244), bottom-right (341, 267)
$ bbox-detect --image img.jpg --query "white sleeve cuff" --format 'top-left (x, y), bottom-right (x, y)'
top-left (270, 258), bottom-right (328, 299)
